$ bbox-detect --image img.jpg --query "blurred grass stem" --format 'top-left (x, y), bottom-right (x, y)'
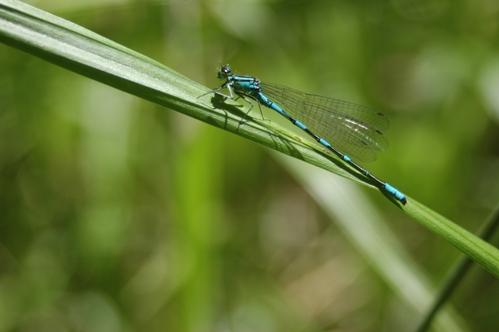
top-left (416, 204), bottom-right (499, 332)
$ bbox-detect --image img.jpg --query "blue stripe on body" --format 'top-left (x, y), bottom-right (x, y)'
top-left (342, 155), bottom-right (352, 162)
top-left (257, 92), bottom-right (269, 103)
top-left (237, 81), bottom-right (256, 89)
top-left (257, 92), bottom-right (286, 115)
top-left (294, 120), bottom-right (307, 130)
top-left (319, 138), bottom-right (332, 148)
top-left (271, 103), bottom-right (286, 115)
top-left (233, 75), bottom-right (254, 81)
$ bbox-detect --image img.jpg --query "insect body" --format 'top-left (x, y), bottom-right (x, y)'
top-left (216, 64), bottom-right (407, 204)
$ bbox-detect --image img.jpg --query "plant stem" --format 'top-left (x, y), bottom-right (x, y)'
top-left (415, 204), bottom-right (499, 332)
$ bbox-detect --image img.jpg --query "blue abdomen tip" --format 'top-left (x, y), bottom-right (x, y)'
top-left (384, 183), bottom-right (407, 204)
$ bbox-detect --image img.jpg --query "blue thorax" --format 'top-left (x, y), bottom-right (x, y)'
top-left (229, 75), bottom-right (261, 95)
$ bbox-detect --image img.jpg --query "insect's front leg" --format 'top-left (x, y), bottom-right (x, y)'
top-left (196, 81), bottom-right (233, 99)
top-left (196, 85), bottom-right (223, 99)
top-left (226, 84), bottom-right (235, 99)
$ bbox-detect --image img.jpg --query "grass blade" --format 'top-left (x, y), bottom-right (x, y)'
top-left (278, 154), bottom-right (469, 332)
top-left (1, 0), bottom-right (498, 277)
top-left (416, 205), bottom-right (499, 331)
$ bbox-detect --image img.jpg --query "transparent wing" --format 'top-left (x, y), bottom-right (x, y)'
top-left (260, 82), bottom-right (389, 162)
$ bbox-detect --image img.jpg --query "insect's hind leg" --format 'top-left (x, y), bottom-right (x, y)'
top-left (233, 94), bottom-right (257, 129)
top-left (255, 100), bottom-right (268, 122)
top-left (238, 94), bottom-right (270, 122)
top-left (234, 94), bottom-right (270, 131)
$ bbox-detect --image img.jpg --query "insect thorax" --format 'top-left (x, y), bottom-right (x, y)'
top-left (230, 75), bottom-right (261, 94)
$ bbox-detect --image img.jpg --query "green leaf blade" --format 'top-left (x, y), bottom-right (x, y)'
top-left (1, 0), bottom-right (498, 278)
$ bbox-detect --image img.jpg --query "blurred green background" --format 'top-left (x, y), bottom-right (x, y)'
top-left (1, 0), bottom-right (499, 331)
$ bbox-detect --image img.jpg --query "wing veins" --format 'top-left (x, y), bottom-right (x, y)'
top-left (260, 83), bottom-right (388, 162)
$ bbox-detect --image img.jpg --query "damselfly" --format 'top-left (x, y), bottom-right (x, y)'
top-left (214, 64), bottom-right (407, 204)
